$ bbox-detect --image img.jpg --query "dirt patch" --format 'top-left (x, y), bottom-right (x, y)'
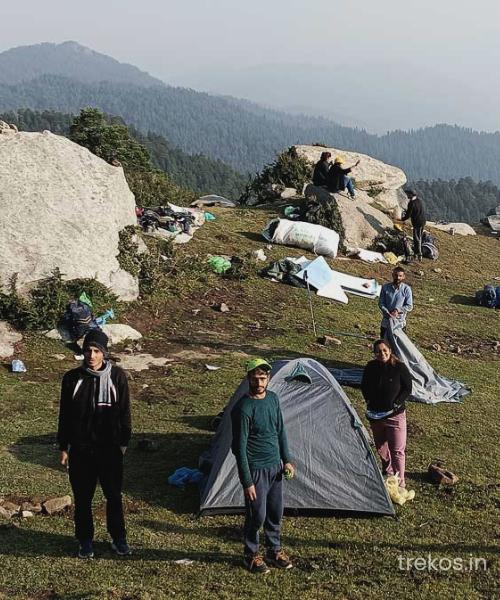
top-left (113, 353), bottom-right (173, 372)
top-left (423, 333), bottom-right (500, 359)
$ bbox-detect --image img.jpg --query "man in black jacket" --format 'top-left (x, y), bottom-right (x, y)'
top-left (312, 152), bottom-right (331, 187)
top-left (401, 190), bottom-right (427, 261)
top-left (57, 329), bottom-right (132, 559)
top-left (326, 156), bottom-right (360, 198)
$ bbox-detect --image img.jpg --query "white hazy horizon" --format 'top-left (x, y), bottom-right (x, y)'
top-left (2, 0), bottom-right (500, 133)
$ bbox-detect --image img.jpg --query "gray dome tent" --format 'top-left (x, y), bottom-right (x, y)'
top-left (199, 358), bottom-right (394, 517)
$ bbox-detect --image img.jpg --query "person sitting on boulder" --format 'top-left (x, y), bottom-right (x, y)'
top-left (326, 156), bottom-right (360, 198)
top-left (401, 190), bottom-right (427, 262)
top-left (312, 152), bottom-right (332, 187)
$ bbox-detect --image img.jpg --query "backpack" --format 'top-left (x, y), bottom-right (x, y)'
top-left (63, 300), bottom-right (100, 340)
top-left (421, 231), bottom-right (439, 260)
top-left (475, 285), bottom-right (497, 309)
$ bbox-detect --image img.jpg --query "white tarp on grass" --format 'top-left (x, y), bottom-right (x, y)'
top-left (290, 256), bottom-right (381, 303)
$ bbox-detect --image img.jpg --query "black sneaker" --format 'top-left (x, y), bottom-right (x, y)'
top-left (243, 553), bottom-right (270, 574)
top-left (111, 540), bottom-right (132, 556)
top-left (78, 540), bottom-right (94, 559)
top-left (266, 549), bottom-right (293, 569)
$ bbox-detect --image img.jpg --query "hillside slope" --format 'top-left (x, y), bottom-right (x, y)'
top-left (0, 205), bottom-right (498, 598)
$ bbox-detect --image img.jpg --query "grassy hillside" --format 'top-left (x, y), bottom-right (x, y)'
top-left (0, 209), bottom-right (498, 599)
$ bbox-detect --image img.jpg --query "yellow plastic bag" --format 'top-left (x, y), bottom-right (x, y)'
top-left (385, 475), bottom-right (415, 505)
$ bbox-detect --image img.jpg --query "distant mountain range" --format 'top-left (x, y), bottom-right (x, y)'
top-left (2, 42), bottom-right (500, 190)
top-left (0, 41), bottom-right (162, 87)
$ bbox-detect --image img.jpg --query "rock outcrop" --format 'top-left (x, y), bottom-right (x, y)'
top-left (295, 145), bottom-right (407, 217)
top-left (304, 184), bottom-right (394, 250)
top-left (0, 130), bottom-right (138, 299)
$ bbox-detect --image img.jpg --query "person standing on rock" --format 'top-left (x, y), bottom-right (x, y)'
top-left (326, 156), bottom-right (360, 198)
top-left (231, 358), bottom-right (295, 574)
top-left (401, 189), bottom-right (427, 261)
top-left (57, 329), bottom-right (132, 559)
top-left (379, 266), bottom-right (413, 339)
top-left (312, 151), bottom-right (332, 187)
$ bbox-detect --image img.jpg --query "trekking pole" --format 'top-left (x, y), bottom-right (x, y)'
top-left (303, 271), bottom-right (318, 337)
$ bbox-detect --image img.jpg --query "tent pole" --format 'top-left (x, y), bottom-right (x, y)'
top-left (304, 271), bottom-right (317, 337)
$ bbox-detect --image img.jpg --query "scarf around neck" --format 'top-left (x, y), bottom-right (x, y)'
top-left (82, 361), bottom-right (113, 408)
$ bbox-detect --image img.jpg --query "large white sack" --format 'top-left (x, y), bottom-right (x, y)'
top-left (263, 219), bottom-right (339, 258)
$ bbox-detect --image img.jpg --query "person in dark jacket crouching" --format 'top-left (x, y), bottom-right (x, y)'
top-left (57, 329), bottom-right (132, 559)
top-left (361, 340), bottom-right (412, 488)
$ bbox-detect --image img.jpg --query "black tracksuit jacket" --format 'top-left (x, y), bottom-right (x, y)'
top-left (361, 360), bottom-right (412, 417)
top-left (57, 365), bottom-right (131, 451)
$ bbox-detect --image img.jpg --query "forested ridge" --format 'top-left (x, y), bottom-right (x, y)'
top-left (2, 74), bottom-right (500, 189)
top-left (408, 178), bottom-right (499, 223)
top-left (0, 108), bottom-right (247, 199)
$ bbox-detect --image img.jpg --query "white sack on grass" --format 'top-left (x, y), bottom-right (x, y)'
top-left (263, 219), bottom-right (339, 258)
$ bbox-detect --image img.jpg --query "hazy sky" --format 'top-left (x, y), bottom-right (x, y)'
top-left (2, 0), bottom-right (500, 131)
top-left (2, 0), bottom-right (498, 77)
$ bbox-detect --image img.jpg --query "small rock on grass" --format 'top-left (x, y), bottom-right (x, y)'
top-left (213, 302), bottom-right (230, 313)
top-left (21, 502), bottom-right (42, 514)
top-left (42, 495), bottom-right (72, 515)
top-left (317, 335), bottom-right (342, 346)
top-left (0, 506), bottom-right (14, 519)
top-left (1, 501), bottom-right (20, 515)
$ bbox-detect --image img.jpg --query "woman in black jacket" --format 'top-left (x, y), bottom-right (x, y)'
top-left (361, 339), bottom-right (412, 488)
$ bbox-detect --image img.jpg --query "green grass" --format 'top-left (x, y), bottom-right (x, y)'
top-left (0, 208), bottom-right (499, 599)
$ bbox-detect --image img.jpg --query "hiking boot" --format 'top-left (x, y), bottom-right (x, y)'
top-left (78, 540), bottom-right (94, 559)
top-left (266, 549), bottom-right (293, 569)
top-left (111, 539), bottom-right (132, 556)
top-left (243, 553), bottom-right (270, 574)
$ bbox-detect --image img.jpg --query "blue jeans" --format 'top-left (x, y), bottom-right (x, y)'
top-left (244, 463), bottom-right (283, 555)
top-left (343, 176), bottom-right (355, 197)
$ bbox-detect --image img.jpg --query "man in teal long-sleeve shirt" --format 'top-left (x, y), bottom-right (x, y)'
top-left (231, 358), bottom-right (295, 574)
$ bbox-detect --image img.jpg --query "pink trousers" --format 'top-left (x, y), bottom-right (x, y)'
top-left (370, 410), bottom-right (407, 487)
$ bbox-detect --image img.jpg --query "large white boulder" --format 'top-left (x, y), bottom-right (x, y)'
top-left (0, 131), bottom-right (138, 300)
top-left (295, 145), bottom-right (407, 217)
top-left (304, 185), bottom-right (394, 250)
